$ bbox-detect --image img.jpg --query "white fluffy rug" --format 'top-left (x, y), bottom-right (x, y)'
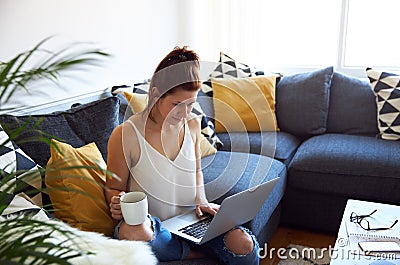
top-left (54, 219), bottom-right (158, 265)
top-left (1, 216), bottom-right (158, 265)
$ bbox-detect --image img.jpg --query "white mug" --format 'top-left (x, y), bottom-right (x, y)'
top-left (120, 191), bottom-right (148, 225)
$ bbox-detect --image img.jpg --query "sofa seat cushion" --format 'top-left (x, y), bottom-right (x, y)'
top-left (288, 133), bottom-right (400, 201)
top-left (201, 151), bottom-right (286, 237)
top-left (217, 131), bottom-right (301, 165)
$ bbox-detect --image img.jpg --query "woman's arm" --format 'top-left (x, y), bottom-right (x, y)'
top-left (189, 116), bottom-right (220, 216)
top-left (105, 123), bottom-right (133, 220)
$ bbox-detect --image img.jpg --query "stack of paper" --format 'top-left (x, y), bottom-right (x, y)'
top-left (345, 221), bottom-right (400, 257)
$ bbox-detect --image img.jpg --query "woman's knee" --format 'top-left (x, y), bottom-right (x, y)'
top-left (224, 228), bottom-right (254, 255)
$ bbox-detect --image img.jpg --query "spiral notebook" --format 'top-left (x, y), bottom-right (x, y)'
top-left (345, 220), bottom-right (400, 242)
top-left (345, 220), bottom-right (400, 257)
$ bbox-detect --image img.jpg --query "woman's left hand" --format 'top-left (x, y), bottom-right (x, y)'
top-left (196, 202), bottom-right (220, 217)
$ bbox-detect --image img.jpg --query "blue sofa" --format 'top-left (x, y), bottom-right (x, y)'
top-left (215, 66), bottom-right (400, 235)
top-left (278, 68), bottom-right (400, 234)
top-left (1, 66), bottom-right (399, 265)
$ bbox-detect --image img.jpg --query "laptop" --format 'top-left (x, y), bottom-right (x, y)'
top-left (163, 177), bottom-right (279, 244)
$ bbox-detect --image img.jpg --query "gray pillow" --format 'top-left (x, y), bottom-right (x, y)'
top-left (276, 66), bottom-right (334, 138)
top-left (327, 72), bottom-right (379, 136)
top-left (0, 96), bottom-right (120, 166)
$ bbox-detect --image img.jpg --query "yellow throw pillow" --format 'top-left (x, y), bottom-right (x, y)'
top-left (123, 91), bottom-right (148, 114)
top-left (123, 91), bottom-right (217, 157)
top-left (212, 75), bottom-right (279, 133)
top-left (45, 139), bottom-right (116, 237)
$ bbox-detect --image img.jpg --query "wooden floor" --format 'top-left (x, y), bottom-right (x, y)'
top-left (260, 226), bottom-right (337, 265)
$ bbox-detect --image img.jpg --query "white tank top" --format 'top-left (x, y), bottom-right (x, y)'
top-left (126, 119), bottom-right (196, 221)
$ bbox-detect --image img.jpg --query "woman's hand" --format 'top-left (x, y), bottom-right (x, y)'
top-left (109, 191), bottom-right (125, 220)
top-left (196, 202), bottom-right (220, 217)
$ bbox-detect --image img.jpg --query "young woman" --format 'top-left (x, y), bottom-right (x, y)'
top-left (105, 46), bottom-right (260, 264)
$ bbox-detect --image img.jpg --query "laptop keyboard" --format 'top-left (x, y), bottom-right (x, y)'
top-left (178, 215), bottom-right (213, 239)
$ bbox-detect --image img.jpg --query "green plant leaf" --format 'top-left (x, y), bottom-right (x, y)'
top-left (0, 37), bottom-right (110, 264)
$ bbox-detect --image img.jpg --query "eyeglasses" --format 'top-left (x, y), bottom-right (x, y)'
top-left (350, 209), bottom-right (398, 231)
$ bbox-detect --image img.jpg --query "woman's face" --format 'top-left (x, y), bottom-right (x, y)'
top-left (156, 87), bottom-right (198, 125)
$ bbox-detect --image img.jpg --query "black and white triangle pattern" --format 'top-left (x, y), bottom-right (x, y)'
top-left (0, 193), bottom-right (49, 220)
top-left (191, 102), bottom-right (223, 149)
top-left (0, 124), bottom-right (44, 208)
top-left (366, 67), bottom-right (400, 140)
top-left (201, 52), bottom-right (253, 96)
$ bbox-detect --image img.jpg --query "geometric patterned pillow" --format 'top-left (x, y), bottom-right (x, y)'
top-left (201, 52), bottom-right (281, 97)
top-left (0, 124), bottom-right (44, 208)
top-left (366, 67), bottom-right (400, 140)
top-left (110, 79), bottom-right (151, 95)
top-left (191, 102), bottom-right (223, 149)
top-left (201, 52), bottom-right (253, 97)
top-left (0, 193), bottom-right (49, 220)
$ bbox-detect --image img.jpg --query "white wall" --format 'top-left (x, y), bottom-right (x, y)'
top-left (0, 0), bottom-right (193, 110)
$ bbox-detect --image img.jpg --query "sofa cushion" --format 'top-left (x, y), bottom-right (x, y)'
top-left (123, 91), bottom-right (148, 114)
top-left (45, 139), bottom-right (116, 237)
top-left (0, 124), bottom-right (44, 207)
top-left (276, 67), bottom-right (334, 138)
top-left (327, 72), bottom-right (379, 136)
top-left (0, 96), bottom-right (120, 167)
top-left (288, 133), bottom-right (400, 202)
top-left (212, 76), bottom-right (278, 132)
top-left (366, 67), bottom-right (400, 140)
top-left (217, 131), bottom-right (301, 165)
top-left (201, 151), bottom-right (286, 238)
top-left (111, 86), bottom-right (145, 124)
top-left (195, 89), bottom-right (223, 149)
top-left (0, 193), bottom-right (50, 220)
top-left (201, 52), bottom-right (254, 97)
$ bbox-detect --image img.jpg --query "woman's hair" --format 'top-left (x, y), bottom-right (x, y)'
top-left (143, 46), bottom-right (201, 118)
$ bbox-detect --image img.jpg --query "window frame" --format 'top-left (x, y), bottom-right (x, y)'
top-left (336, 0), bottom-right (400, 77)
top-left (192, 0), bottom-right (400, 78)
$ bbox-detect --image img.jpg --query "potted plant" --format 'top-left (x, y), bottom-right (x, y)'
top-left (0, 37), bottom-right (110, 264)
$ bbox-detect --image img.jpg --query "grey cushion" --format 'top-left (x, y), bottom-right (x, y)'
top-left (217, 131), bottom-right (301, 165)
top-left (327, 72), bottom-right (379, 136)
top-left (288, 133), bottom-right (400, 201)
top-left (197, 89), bottom-right (214, 120)
top-left (114, 93), bottom-right (133, 124)
top-left (201, 151), bottom-right (286, 239)
top-left (0, 96), bottom-right (120, 166)
top-left (276, 67), bottom-right (334, 138)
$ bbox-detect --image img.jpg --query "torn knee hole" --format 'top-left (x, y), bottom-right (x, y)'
top-left (224, 228), bottom-right (254, 255)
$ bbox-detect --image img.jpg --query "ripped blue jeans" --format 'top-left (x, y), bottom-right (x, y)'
top-left (114, 215), bottom-right (260, 264)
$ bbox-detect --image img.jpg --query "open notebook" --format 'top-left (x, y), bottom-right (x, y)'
top-left (345, 220), bottom-right (400, 242)
top-left (346, 220), bottom-right (400, 257)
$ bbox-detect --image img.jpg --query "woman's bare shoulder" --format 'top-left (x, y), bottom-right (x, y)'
top-left (110, 114), bottom-right (142, 141)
